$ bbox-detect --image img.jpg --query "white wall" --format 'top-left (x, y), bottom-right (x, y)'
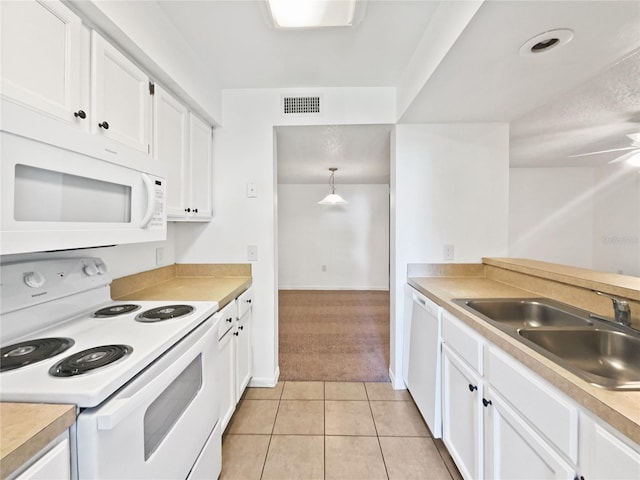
top-left (509, 167), bottom-right (595, 269)
top-left (509, 164), bottom-right (640, 277)
top-left (174, 87), bottom-right (396, 387)
top-left (278, 184), bottom-right (389, 290)
top-left (390, 123), bottom-right (510, 387)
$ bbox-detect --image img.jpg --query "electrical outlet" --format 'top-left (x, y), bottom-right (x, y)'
top-left (155, 247), bottom-right (165, 266)
top-left (443, 244), bottom-right (454, 261)
top-left (247, 245), bottom-right (258, 261)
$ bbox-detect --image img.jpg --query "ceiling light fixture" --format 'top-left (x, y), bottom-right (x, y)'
top-left (519, 29), bottom-right (574, 56)
top-left (267, 0), bottom-right (357, 29)
top-left (318, 168), bottom-right (348, 205)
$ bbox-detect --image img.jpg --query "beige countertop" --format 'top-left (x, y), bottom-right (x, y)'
top-left (408, 275), bottom-right (640, 445)
top-left (111, 263), bottom-right (252, 308)
top-left (0, 403), bottom-right (76, 479)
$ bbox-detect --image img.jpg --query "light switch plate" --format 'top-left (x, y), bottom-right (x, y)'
top-left (443, 244), bottom-right (454, 261)
top-left (247, 183), bottom-right (257, 198)
top-left (247, 245), bottom-right (258, 261)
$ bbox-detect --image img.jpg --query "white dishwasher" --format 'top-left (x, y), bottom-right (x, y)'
top-left (403, 284), bottom-right (442, 438)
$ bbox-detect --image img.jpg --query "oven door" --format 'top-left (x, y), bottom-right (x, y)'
top-left (76, 319), bottom-right (220, 480)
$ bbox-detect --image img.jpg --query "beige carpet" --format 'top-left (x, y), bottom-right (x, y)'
top-left (278, 290), bottom-right (390, 382)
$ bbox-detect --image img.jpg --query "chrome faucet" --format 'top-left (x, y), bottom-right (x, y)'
top-left (591, 291), bottom-right (631, 327)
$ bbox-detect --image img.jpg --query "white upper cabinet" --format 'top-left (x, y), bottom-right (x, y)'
top-left (0, 0), bottom-right (85, 125)
top-left (153, 85), bottom-right (189, 217)
top-left (187, 113), bottom-right (213, 220)
top-left (91, 31), bottom-right (151, 155)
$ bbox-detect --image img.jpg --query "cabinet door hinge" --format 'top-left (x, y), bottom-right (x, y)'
top-left (149, 82), bottom-right (155, 95)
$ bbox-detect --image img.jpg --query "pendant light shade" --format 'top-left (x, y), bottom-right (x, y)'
top-left (318, 168), bottom-right (348, 205)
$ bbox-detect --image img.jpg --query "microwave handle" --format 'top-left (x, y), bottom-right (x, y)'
top-left (95, 321), bottom-right (214, 431)
top-left (140, 173), bottom-right (155, 229)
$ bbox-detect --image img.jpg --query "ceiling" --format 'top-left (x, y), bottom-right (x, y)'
top-left (158, 0), bottom-right (640, 177)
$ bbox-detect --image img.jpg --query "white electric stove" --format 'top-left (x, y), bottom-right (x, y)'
top-left (0, 257), bottom-right (222, 479)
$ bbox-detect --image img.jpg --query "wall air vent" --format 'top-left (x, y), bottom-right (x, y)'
top-left (282, 96), bottom-right (321, 115)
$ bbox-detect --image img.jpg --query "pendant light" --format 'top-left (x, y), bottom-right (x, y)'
top-left (318, 168), bottom-right (348, 205)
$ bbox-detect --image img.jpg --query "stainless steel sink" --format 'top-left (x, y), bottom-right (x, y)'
top-left (458, 298), bottom-right (593, 329)
top-left (519, 328), bottom-right (640, 390)
top-left (452, 297), bottom-right (640, 390)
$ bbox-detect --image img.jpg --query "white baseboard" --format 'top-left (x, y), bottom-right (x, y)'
top-left (389, 367), bottom-right (407, 390)
top-left (278, 286), bottom-right (389, 291)
top-left (248, 366), bottom-right (280, 388)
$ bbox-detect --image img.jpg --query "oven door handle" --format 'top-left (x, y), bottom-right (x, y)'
top-left (96, 321), bottom-right (214, 431)
top-left (140, 173), bottom-right (155, 229)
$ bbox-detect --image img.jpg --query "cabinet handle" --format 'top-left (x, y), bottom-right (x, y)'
top-left (482, 398), bottom-right (492, 407)
top-left (239, 325), bottom-right (244, 331)
top-left (193, 208), bottom-right (198, 213)
top-left (74, 110), bottom-right (86, 119)
top-left (233, 332), bottom-right (239, 336)
top-left (185, 208), bottom-right (191, 213)
top-left (98, 121), bottom-right (110, 130)
top-left (246, 299), bottom-right (252, 304)
top-left (468, 384), bottom-right (477, 392)
top-left (226, 317), bottom-right (232, 323)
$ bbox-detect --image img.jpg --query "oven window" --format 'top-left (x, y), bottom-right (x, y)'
top-left (143, 355), bottom-right (202, 460)
top-left (14, 164), bottom-right (132, 222)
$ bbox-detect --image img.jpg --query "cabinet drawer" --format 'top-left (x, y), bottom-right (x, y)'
top-left (237, 287), bottom-right (253, 318)
top-left (487, 346), bottom-right (578, 462)
top-left (441, 311), bottom-right (483, 374)
top-left (215, 301), bottom-right (236, 340)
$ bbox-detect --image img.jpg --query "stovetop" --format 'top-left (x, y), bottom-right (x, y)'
top-left (0, 257), bottom-right (219, 408)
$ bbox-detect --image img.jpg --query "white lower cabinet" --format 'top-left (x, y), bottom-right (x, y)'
top-left (439, 310), bottom-right (640, 480)
top-left (12, 432), bottom-right (70, 480)
top-left (484, 386), bottom-right (575, 479)
top-left (235, 287), bottom-right (253, 400)
top-left (442, 343), bottom-right (484, 480)
top-left (579, 410), bottom-right (640, 480)
top-left (215, 286), bottom-right (253, 433)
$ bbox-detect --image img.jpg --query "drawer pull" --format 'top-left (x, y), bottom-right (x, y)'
top-left (468, 384), bottom-right (477, 392)
top-left (482, 398), bottom-right (492, 407)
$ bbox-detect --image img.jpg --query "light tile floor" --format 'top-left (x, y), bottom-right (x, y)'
top-left (221, 381), bottom-right (462, 480)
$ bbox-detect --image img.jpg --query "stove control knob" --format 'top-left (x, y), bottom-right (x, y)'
top-left (96, 263), bottom-right (107, 275)
top-left (83, 263), bottom-right (99, 276)
top-left (24, 271), bottom-right (45, 288)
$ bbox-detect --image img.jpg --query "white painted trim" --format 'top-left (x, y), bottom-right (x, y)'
top-left (389, 367), bottom-right (407, 390)
top-left (248, 366), bottom-right (280, 388)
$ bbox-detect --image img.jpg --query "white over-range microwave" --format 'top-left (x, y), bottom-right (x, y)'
top-left (0, 131), bottom-right (166, 254)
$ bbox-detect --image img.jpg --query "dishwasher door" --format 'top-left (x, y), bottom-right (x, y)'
top-left (405, 287), bottom-right (442, 438)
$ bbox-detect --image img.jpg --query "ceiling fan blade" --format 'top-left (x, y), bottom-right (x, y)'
top-left (568, 146), bottom-right (637, 158)
top-left (608, 149), bottom-right (640, 164)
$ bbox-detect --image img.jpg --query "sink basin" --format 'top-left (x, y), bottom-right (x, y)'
top-left (519, 328), bottom-right (640, 390)
top-left (455, 298), bottom-right (593, 329)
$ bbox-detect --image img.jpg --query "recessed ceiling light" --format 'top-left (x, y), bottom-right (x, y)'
top-left (267, 0), bottom-right (358, 29)
top-left (519, 29), bottom-right (574, 56)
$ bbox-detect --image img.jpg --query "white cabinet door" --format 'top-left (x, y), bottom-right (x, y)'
top-left (14, 433), bottom-right (70, 480)
top-left (579, 411), bottom-right (640, 480)
top-left (442, 343), bottom-right (483, 480)
top-left (153, 85), bottom-right (188, 217)
top-left (187, 113), bottom-right (213, 219)
top-left (235, 309), bottom-right (252, 400)
top-left (484, 387), bottom-right (575, 480)
top-left (406, 289), bottom-right (442, 437)
top-left (92, 31), bottom-right (150, 155)
top-left (218, 328), bottom-right (236, 432)
top-left (0, 0), bottom-right (85, 126)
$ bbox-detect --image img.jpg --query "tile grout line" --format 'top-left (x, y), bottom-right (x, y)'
top-left (365, 383), bottom-right (391, 479)
top-left (259, 381), bottom-right (286, 480)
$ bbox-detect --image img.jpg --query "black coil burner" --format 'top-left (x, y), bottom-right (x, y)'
top-left (135, 305), bottom-right (194, 323)
top-left (94, 304), bottom-right (141, 317)
top-left (49, 345), bottom-right (132, 377)
top-left (1, 338), bottom-right (75, 372)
